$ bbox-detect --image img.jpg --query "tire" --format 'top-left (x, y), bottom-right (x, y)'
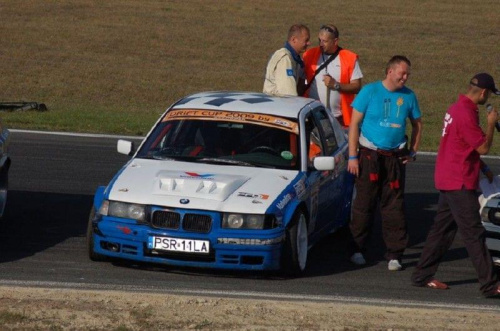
top-left (87, 207), bottom-right (106, 262)
top-left (281, 211), bottom-right (308, 277)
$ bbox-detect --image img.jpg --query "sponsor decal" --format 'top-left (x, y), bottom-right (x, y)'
top-left (276, 193), bottom-right (293, 210)
top-left (237, 192), bottom-right (269, 200)
top-left (182, 172), bottom-right (214, 179)
top-left (163, 109), bottom-right (299, 134)
top-left (117, 225), bottom-right (132, 235)
top-left (118, 188), bottom-right (129, 192)
top-left (281, 150), bottom-right (294, 160)
top-left (293, 179), bottom-right (306, 198)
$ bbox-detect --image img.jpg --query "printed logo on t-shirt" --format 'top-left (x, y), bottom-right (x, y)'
top-left (379, 120), bottom-right (401, 128)
top-left (286, 69), bottom-right (293, 76)
top-left (396, 97), bottom-right (404, 117)
top-left (442, 113), bottom-right (453, 137)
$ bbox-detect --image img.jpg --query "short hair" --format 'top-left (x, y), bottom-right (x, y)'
top-left (287, 24), bottom-right (309, 41)
top-left (320, 24), bottom-right (339, 39)
top-left (385, 55), bottom-right (411, 74)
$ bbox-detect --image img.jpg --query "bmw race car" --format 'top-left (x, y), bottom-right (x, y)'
top-left (479, 177), bottom-right (500, 266)
top-left (87, 92), bottom-right (354, 276)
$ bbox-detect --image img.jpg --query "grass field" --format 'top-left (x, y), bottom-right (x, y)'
top-left (1, 0), bottom-right (499, 152)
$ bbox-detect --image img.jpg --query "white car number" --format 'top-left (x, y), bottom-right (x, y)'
top-left (148, 236), bottom-right (210, 254)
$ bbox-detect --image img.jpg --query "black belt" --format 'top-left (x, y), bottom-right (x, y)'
top-left (359, 146), bottom-right (405, 158)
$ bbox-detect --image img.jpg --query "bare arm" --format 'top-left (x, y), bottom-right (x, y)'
top-left (400, 117), bottom-right (422, 164)
top-left (347, 109), bottom-right (364, 176)
top-left (409, 118), bottom-right (422, 153)
top-left (323, 76), bottom-right (361, 94)
top-left (338, 78), bottom-right (361, 94)
top-left (476, 107), bottom-right (498, 155)
top-left (480, 159), bottom-right (494, 183)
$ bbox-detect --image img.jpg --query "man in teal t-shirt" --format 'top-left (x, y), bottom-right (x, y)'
top-left (347, 55), bottom-right (422, 271)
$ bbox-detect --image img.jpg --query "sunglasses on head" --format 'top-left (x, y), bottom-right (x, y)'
top-left (320, 25), bottom-right (338, 38)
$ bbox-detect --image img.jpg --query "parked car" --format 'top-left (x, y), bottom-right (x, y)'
top-left (479, 177), bottom-right (500, 266)
top-left (0, 118), bottom-right (10, 219)
top-left (87, 91), bottom-right (354, 276)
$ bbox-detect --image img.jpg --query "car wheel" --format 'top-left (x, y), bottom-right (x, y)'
top-left (281, 211), bottom-right (308, 277)
top-left (87, 207), bottom-right (106, 262)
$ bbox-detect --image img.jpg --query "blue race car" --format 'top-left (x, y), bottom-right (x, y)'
top-left (87, 92), bottom-right (354, 276)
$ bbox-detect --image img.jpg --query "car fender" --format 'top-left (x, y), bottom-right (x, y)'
top-left (281, 199), bottom-right (306, 228)
top-left (266, 173), bottom-right (308, 228)
top-left (93, 186), bottom-right (107, 211)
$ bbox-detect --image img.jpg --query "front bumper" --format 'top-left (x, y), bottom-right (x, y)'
top-left (483, 222), bottom-right (500, 256)
top-left (91, 216), bottom-right (285, 271)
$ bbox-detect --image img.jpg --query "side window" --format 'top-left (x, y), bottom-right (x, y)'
top-left (313, 108), bottom-right (338, 155)
top-left (305, 114), bottom-right (323, 167)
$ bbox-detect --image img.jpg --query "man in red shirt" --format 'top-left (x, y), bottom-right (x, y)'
top-left (411, 73), bottom-right (500, 298)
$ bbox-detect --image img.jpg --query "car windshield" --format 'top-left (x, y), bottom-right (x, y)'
top-left (136, 109), bottom-right (300, 170)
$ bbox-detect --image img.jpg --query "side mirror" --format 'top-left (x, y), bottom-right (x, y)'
top-left (313, 156), bottom-right (335, 171)
top-left (117, 139), bottom-right (135, 156)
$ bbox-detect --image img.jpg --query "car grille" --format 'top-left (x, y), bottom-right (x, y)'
top-left (151, 211), bottom-right (181, 229)
top-left (183, 214), bottom-right (212, 233)
top-left (151, 210), bottom-right (212, 233)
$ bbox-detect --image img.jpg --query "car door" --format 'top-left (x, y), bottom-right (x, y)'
top-left (302, 108), bottom-right (336, 236)
top-left (311, 108), bottom-right (345, 233)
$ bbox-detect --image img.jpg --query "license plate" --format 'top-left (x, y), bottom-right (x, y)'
top-left (148, 236), bottom-right (210, 254)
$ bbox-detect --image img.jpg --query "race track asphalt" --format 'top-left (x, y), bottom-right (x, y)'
top-left (0, 131), bottom-right (499, 310)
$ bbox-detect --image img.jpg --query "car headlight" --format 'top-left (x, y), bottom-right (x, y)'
top-left (222, 213), bottom-right (277, 229)
top-left (481, 207), bottom-right (500, 226)
top-left (99, 200), bottom-right (146, 222)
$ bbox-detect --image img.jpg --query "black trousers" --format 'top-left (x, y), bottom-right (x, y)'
top-left (349, 151), bottom-right (408, 261)
top-left (411, 189), bottom-right (498, 295)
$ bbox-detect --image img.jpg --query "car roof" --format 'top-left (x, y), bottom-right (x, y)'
top-left (170, 91), bottom-right (321, 119)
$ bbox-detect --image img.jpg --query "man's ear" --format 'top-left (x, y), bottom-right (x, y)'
top-left (481, 88), bottom-right (489, 99)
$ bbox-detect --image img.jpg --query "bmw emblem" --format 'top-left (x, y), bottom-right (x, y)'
top-left (180, 198), bottom-right (190, 204)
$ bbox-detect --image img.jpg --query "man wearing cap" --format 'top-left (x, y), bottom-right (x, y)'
top-left (411, 73), bottom-right (500, 298)
top-left (263, 24), bottom-right (310, 97)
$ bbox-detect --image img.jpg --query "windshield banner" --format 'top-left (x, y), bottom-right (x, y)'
top-left (163, 109), bottom-right (299, 134)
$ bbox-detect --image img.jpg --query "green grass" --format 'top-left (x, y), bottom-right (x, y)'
top-left (0, 310), bottom-right (28, 324)
top-left (0, 0), bottom-right (499, 152)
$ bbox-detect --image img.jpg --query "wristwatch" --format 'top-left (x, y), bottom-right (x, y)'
top-left (333, 82), bottom-right (341, 91)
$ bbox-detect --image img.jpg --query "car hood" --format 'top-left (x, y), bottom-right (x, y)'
top-left (107, 158), bottom-right (299, 213)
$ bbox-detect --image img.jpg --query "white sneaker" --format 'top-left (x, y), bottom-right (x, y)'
top-left (388, 259), bottom-right (402, 271)
top-left (350, 253), bottom-right (366, 265)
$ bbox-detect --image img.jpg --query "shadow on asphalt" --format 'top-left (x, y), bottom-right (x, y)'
top-left (1, 189), bottom-right (494, 280)
top-left (0, 190), bottom-right (92, 263)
